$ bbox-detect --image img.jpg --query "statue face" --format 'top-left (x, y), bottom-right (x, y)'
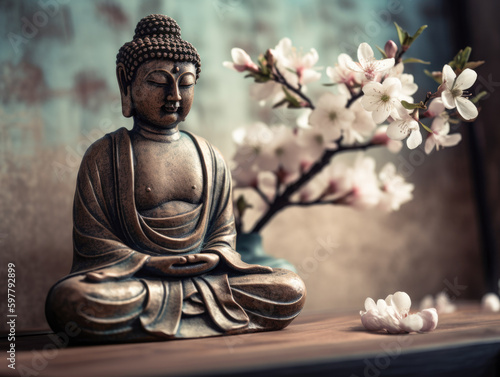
top-left (131, 60), bottom-right (196, 129)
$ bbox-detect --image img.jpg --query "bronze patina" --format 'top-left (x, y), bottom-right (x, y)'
top-left (45, 14), bottom-right (306, 343)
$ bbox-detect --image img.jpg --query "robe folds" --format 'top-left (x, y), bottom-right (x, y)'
top-left (46, 128), bottom-right (305, 341)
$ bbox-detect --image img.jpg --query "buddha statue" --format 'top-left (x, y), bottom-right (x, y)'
top-left (45, 14), bottom-right (306, 342)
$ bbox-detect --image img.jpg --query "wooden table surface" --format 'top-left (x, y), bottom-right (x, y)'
top-left (2, 305), bottom-right (500, 377)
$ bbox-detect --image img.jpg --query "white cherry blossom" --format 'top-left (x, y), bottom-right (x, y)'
top-left (360, 291), bottom-right (438, 333)
top-left (388, 63), bottom-right (418, 103)
top-left (424, 116), bottom-right (462, 154)
top-left (308, 92), bottom-right (355, 142)
top-left (377, 163), bottom-right (414, 211)
top-left (361, 77), bottom-right (403, 124)
top-left (346, 42), bottom-right (395, 81)
top-left (326, 53), bottom-right (360, 86)
top-left (441, 64), bottom-right (478, 120)
top-left (342, 99), bottom-right (377, 145)
top-left (223, 48), bottom-right (259, 73)
top-left (420, 292), bottom-right (457, 314)
top-left (296, 160), bottom-right (349, 202)
top-left (425, 98), bottom-right (446, 118)
top-left (386, 106), bottom-right (422, 149)
top-left (295, 127), bottom-right (331, 164)
top-left (249, 81), bottom-right (284, 103)
top-left (272, 37), bottom-right (321, 85)
top-left (343, 155), bottom-right (381, 209)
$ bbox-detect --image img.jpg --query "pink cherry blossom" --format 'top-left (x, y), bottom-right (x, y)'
top-left (223, 48), bottom-right (259, 73)
top-left (346, 42), bottom-right (395, 81)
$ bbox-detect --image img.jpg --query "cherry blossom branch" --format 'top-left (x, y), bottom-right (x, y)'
top-left (273, 65), bottom-right (316, 109)
top-left (250, 140), bottom-right (375, 233)
top-left (253, 186), bottom-right (271, 206)
top-left (346, 91), bottom-right (364, 108)
top-left (288, 191), bottom-right (354, 207)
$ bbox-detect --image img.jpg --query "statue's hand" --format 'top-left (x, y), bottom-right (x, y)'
top-left (146, 254), bottom-right (219, 277)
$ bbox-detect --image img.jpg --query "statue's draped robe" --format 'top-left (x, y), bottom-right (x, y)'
top-left (46, 128), bottom-right (305, 341)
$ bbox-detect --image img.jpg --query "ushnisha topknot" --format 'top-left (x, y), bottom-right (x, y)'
top-left (116, 14), bottom-right (201, 83)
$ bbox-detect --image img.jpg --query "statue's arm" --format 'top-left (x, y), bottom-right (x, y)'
top-left (200, 144), bottom-right (272, 273)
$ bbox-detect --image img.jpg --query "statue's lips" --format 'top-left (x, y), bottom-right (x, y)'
top-left (162, 104), bottom-right (180, 113)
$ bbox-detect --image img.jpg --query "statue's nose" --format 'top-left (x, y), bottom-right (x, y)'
top-left (167, 84), bottom-right (182, 101)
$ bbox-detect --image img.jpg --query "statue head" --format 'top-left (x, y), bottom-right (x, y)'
top-left (116, 14), bottom-right (201, 128)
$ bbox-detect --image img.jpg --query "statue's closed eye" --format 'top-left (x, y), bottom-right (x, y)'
top-left (179, 74), bottom-right (195, 87)
top-left (147, 71), bottom-right (170, 85)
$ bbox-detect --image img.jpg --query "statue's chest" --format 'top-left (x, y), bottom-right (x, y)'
top-left (132, 138), bottom-right (203, 212)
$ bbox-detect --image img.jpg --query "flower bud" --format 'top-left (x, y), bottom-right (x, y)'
top-left (265, 48), bottom-right (275, 68)
top-left (384, 40), bottom-right (398, 59)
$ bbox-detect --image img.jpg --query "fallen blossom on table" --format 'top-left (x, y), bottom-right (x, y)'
top-left (360, 291), bottom-right (438, 333)
top-left (420, 292), bottom-right (457, 314)
top-left (481, 293), bottom-right (500, 312)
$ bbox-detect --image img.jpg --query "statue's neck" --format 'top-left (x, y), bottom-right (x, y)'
top-left (132, 120), bottom-right (181, 143)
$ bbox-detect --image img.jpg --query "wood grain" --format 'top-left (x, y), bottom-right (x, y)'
top-left (2, 304), bottom-right (500, 377)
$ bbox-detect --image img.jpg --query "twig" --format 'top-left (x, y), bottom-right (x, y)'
top-left (250, 141), bottom-right (376, 233)
top-left (253, 186), bottom-right (271, 206)
top-left (346, 90), bottom-right (364, 108)
top-left (273, 65), bottom-right (316, 110)
top-left (288, 191), bottom-right (354, 207)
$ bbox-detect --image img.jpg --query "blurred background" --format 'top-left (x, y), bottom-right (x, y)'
top-left (0, 0), bottom-right (499, 333)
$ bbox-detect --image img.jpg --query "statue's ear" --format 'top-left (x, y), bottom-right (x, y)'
top-left (116, 63), bottom-right (134, 117)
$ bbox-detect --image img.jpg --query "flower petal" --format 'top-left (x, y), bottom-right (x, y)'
top-left (442, 133), bottom-right (462, 147)
top-left (372, 104), bottom-right (391, 124)
top-left (455, 68), bottom-right (477, 90)
top-left (418, 308), bottom-right (438, 332)
top-left (301, 69), bottom-right (322, 85)
top-left (231, 48), bottom-right (251, 65)
top-left (362, 80), bottom-right (383, 95)
top-left (303, 48), bottom-right (319, 68)
top-left (391, 291), bottom-right (412, 316)
top-left (374, 58), bottom-right (395, 72)
top-left (387, 120), bottom-right (408, 141)
top-left (399, 313), bottom-right (424, 333)
top-left (361, 310), bottom-right (383, 331)
top-left (407, 129), bottom-right (423, 149)
top-left (481, 293), bottom-right (500, 312)
top-left (364, 297), bottom-right (377, 312)
top-left (441, 91), bottom-right (456, 109)
top-left (377, 298), bottom-right (388, 313)
top-left (455, 97), bottom-right (478, 120)
top-left (424, 135), bottom-right (436, 154)
top-left (338, 53), bottom-right (354, 68)
top-left (346, 60), bottom-right (363, 73)
top-left (427, 98), bottom-right (445, 117)
top-left (223, 61), bottom-right (237, 71)
top-left (326, 66), bottom-right (335, 81)
top-left (431, 116), bottom-right (448, 133)
top-left (360, 96), bottom-right (381, 112)
top-left (442, 64), bottom-right (456, 90)
top-left (358, 42), bottom-right (374, 66)
top-left (383, 77), bottom-right (403, 97)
